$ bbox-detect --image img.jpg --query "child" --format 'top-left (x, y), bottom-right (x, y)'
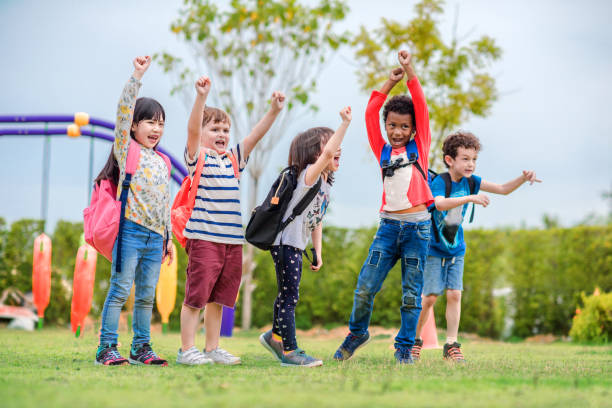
top-left (259, 107), bottom-right (352, 367)
top-left (333, 50), bottom-right (433, 364)
top-left (176, 75), bottom-right (285, 365)
top-left (96, 56), bottom-right (174, 366)
top-left (412, 131), bottom-right (540, 362)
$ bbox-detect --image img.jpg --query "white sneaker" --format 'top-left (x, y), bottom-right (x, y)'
top-left (203, 347), bottom-right (241, 365)
top-left (176, 346), bottom-right (213, 365)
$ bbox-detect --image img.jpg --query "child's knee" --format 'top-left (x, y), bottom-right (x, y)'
top-left (446, 289), bottom-right (462, 303)
top-left (422, 294), bottom-right (438, 307)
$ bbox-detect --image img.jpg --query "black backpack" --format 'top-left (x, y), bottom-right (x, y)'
top-left (245, 166), bottom-right (322, 261)
top-left (428, 170), bottom-right (477, 243)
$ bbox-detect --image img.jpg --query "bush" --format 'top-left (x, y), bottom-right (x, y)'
top-left (569, 291), bottom-right (612, 343)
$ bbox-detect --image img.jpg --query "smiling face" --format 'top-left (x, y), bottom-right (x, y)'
top-left (131, 118), bottom-right (164, 149)
top-left (326, 147), bottom-right (342, 172)
top-left (384, 111), bottom-right (415, 149)
top-left (201, 120), bottom-right (230, 153)
top-left (445, 146), bottom-right (478, 179)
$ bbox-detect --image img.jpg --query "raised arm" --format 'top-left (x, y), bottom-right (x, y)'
top-left (399, 50), bottom-right (431, 171)
top-left (305, 106), bottom-right (352, 186)
top-left (365, 68), bottom-right (402, 159)
top-left (114, 56), bottom-right (150, 164)
top-left (480, 171), bottom-right (541, 195)
top-left (242, 91), bottom-right (285, 158)
top-left (186, 76), bottom-right (211, 159)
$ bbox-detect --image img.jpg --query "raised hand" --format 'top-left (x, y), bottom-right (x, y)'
top-left (389, 67), bottom-right (404, 82)
top-left (522, 170), bottom-right (542, 185)
top-left (398, 50), bottom-right (416, 80)
top-left (270, 91), bottom-right (286, 112)
top-left (340, 106), bottom-right (352, 123)
top-left (470, 193), bottom-right (490, 207)
top-left (132, 56), bottom-right (151, 80)
top-left (195, 76), bottom-right (211, 96)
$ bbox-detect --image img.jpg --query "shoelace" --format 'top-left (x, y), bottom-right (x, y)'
top-left (447, 345), bottom-right (464, 360)
top-left (136, 343), bottom-right (158, 360)
top-left (103, 347), bottom-right (123, 362)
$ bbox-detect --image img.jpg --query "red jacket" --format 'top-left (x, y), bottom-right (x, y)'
top-left (365, 77), bottom-right (434, 212)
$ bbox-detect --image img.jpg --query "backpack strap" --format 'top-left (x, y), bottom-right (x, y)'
top-left (228, 152), bottom-right (241, 180)
top-left (440, 172), bottom-right (452, 198)
top-left (156, 151), bottom-right (172, 180)
top-left (379, 144), bottom-right (392, 168)
top-left (188, 151), bottom-right (207, 207)
top-left (467, 176), bottom-right (476, 223)
top-left (279, 176), bottom-right (323, 232)
top-left (116, 140), bottom-right (141, 273)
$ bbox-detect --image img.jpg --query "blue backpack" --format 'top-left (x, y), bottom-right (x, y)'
top-left (428, 170), bottom-right (477, 243)
top-left (379, 140), bottom-right (426, 181)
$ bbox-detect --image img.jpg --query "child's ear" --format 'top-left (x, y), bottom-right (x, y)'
top-left (444, 154), bottom-right (453, 167)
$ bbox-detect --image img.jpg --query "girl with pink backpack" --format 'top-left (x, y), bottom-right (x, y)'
top-left (91, 56), bottom-right (173, 366)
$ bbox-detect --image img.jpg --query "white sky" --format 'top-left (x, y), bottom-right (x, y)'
top-left (0, 0), bottom-right (610, 232)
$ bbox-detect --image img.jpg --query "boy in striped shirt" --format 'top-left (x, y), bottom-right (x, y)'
top-left (177, 75), bottom-right (285, 366)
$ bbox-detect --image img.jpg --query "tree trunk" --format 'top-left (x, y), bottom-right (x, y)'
top-left (241, 173), bottom-right (259, 330)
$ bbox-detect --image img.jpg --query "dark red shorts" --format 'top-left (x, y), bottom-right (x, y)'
top-left (184, 239), bottom-right (242, 309)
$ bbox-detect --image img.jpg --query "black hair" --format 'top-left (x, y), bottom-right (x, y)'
top-left (382, 95), bottom-right (415, 126)
top-left (129, 97), bottom-right (165, 138)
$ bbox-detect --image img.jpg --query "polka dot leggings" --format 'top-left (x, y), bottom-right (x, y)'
top-left (270, 245), bottom-right (302, 352)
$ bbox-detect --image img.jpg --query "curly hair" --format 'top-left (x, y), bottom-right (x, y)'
top-left (442, 131), bottom-right (482, 168)
top-left (382, 95), bottom-right (415, 126)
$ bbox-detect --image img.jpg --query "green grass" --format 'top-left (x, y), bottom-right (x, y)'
top-left (0, 328), bottom-right (611, 408)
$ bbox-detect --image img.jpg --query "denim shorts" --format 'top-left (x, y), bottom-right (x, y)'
top-left (422, 255), bottom-right (464, 296)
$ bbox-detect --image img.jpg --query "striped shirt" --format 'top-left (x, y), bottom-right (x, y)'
top-left (183, 144), bottom-right (248, 245)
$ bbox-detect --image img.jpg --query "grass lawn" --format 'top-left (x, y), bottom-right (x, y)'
top-left (0, 328), bottom-right (610, 408)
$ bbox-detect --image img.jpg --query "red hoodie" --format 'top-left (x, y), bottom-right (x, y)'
top-left (365, 77), bottom-right (434, 212)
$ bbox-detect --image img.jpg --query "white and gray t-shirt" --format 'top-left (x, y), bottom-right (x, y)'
top-left (273, 166), bottom-right (331, 250)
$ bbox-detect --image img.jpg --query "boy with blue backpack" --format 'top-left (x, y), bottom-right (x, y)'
top-left (411, 130), bottom-right (540, 362)
top-left (333, 50), bottom-right (434, 364)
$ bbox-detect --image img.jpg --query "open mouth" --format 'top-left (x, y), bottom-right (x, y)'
top-left (147, 135), bottom-right (159, 144)
top-left (391, 137), bottom-right (405, 145)
top-left (333, 154), bottom-right (340, 167)
top-left (215, 139), bottom-right (226, 150)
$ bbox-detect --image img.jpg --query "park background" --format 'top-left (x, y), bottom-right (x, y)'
top-left (1, 1), bottom-right (611, 407)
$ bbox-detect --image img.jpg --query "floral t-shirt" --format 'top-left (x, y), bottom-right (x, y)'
top-left (113, 77), bottom-right (171, 239)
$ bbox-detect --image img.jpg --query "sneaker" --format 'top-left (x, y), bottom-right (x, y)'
top-left (259, 330), bottom-right (283, 362)
top-left (333, 332), bottom-right (371, 361)
top-left (443, 342), bottom-right (465, 362)
top-left (177, 346), bottom-right (213, 365)
top-left (129, 343), bottom-right (168, 366)
top-left (411, 338), bottom-right (423, 361)
top-left (280, 348), bottom-right (323, 367)
top-left (95, 344), bottom-right (129, 366)
top-left (203, 347), bottom-right (241, 365)
top-left (394, 347), bottom-right (414, 365)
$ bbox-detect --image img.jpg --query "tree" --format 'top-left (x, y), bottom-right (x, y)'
top-left (156, 0), bottom-right (350, 328)
top-left (352, 0), bottom-right (502, 169)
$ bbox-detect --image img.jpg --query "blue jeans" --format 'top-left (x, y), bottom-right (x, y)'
top-left (99, 219), bottom-right (163, 346)
top-left (348, 218), bottom-right (431, 349)
top-left (423, 255), bottom-right (465, 296)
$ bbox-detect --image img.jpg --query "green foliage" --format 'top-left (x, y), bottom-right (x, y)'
top-left (156, 0), bottom-right (350, 118)
top-left (352, 0), bottom-right (502, 170)
top-left (570, 292), bottom-right (612, 343)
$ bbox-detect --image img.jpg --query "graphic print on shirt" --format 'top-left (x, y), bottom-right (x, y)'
top-left (304, 188), bottom-right (328, 232)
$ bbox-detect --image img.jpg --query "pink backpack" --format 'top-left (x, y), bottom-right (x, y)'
top-left (83, 141), bottom-right (171, 270)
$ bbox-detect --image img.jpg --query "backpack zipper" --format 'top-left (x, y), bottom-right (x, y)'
top-left (271, 171), bottom-right (286, 205)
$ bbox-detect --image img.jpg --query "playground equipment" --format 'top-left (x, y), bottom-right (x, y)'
top-left (70, 243), bottom-right (97, 337)
top-left (156, 242), bottom-right (178, 333)
top-left (32, 233), bottom-right (52, 329)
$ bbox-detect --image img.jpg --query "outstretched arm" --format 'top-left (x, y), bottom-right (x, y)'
top-left (186, 76), bottom-right (211, 160)
top-left (305, 106), bottom-right (352, 186)
top-left (435, 194), bottom-right (490, 211)
top-left (114, 56), bottom-right (150, 164)
top-left (242, 92), bottom-right (285, 158)
top-left (480, 171), bottom-right (541, 195)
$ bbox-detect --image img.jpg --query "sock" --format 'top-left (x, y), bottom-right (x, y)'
top-left (272, 333), bottom-right (282, 342)
top-left (446, 336), bottom-right (457, 345)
